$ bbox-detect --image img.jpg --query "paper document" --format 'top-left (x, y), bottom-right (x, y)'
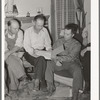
top-left (35, 45), bottom-right (65, 59)
top-left (35, 50), bottom-right (51, 59)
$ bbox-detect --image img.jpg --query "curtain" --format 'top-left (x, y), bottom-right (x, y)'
top-left (51, 0), bottom-right (76, 42)
top-left (73, 0), bottom-right (84, 11)
top-left (73, 0), bottom-right (86, 32)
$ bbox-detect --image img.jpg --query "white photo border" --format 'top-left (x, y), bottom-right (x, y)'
top-left (91, 0), bottom-right (99, 100)
top-left (1, 0), bottom-right (99, 100)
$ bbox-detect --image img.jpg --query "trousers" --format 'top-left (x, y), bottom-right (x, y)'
top-left (24, 52), bottom-right (47, 81)
top-left (45, 60), bottom-right (83, 94)
top-left (6, 55), bottom-right (25, 90)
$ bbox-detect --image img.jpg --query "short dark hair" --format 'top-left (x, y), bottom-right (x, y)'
top-left (65, 23), bottom-right (78, 34)
top-left (34, 14), bottom-right (46, 22)
top-left (7, 18), bottom-right (21, 27)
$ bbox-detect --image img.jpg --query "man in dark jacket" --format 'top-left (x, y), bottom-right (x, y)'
top-left (45, 23), bottom-right (83, 100)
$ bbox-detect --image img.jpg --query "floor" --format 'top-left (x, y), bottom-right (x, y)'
top-left (5, 79), bottom-right (90, 100)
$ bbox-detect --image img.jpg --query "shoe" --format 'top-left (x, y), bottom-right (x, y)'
top-left (33, 79), bottom-right (39, 92)
top-left (5, 93), bottom-right (12, 100)
top-left (40, 80), bottom-right (48, 92)
top-left (84, 81), bottom-right (90, 92)
top-left (18, 78), bottom-right (29, 89)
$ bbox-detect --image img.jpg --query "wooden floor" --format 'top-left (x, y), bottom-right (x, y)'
top-left (5, 80), bottom-right (90, 100)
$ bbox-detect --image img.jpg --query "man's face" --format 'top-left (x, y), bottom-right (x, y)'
top-left (34, 19), bottom-right (44, 32)
top-left (9, 22), bottom-right (19, 35)
top-left (64, 29), bottom-right (74, 40)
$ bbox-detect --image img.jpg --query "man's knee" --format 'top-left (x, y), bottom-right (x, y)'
top-left (6, 55), bottom-right (15, 64)
top-left (46, 61), bottom-right (54, 73)
top-left (72, 64), bottom-right (82, 79)
top-left (38, 56), bottom-right (46, 62)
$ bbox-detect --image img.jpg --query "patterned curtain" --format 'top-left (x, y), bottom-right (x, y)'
top-left (51, 0), bottom-right (76, 42)
top-left (73, 0), bottom-right (86, 32)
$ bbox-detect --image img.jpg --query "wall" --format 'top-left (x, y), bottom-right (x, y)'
top-left (14, 0), bottom-right (51, 17)
top-left (84, 0), bottom-right (91, 25)
top-left (13, 0), bottom-right (51, 31)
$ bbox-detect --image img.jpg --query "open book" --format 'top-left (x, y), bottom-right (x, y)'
top-left (35, 45), bottom-right (65, 59)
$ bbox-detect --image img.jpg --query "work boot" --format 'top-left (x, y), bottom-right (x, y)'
top-left (83, 81), bottom-right (90, 94)
top-left (18, 76), bottom-right (29, 89)
top-left (40, 80), bottom-right (48, 92)
top-left (33, 79), bottom-right (40, 92)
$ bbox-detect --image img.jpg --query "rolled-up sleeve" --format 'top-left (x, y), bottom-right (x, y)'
top-left (23, 30), bottom-right (33, 55)
top-left (15, 30), bottom-right (23, 48)
top-left (44, 28), bottom-right (51, 50)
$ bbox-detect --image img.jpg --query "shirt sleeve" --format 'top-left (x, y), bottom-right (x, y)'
top-left (53, 39), bottom-right (62, 49)
top-left (5, 40), bottom-right (8, 52)
top-left (23, 29), bottom-right (33, 55)
top-left (59, 42), bottom-right (81, 62)
top-left (15, 30), bottom-right (23, 48)
top-left (44, 28), bottom-right (52, 50)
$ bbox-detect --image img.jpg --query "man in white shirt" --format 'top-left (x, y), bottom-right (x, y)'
top-left (5, 19), bottom-right (27, 91)
top-left (23, 14), bottom-right (52, 91)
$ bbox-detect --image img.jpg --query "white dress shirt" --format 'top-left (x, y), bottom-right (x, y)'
top-left (23, 26), bottom-right (51, 55)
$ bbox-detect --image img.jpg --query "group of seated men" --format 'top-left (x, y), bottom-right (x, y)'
top-left (5, 14), bottom-right (90, 100)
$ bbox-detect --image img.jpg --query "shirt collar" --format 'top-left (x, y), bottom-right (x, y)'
top-left (64, 38), bottom-right (74, 43)
top-left (6, 30), bottom-right (15, 39)
top-left (32, 26), bottom-right (44, 34)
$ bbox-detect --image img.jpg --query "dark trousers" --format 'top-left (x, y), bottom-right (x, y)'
top-left (5, 62), bottom-right (10, 93)
top-left (24, 52), bottom-right (47, 82)
top-left (45, 60), bottom-right (83, 95)
top-left (82, 51), bottom-right (90, 91)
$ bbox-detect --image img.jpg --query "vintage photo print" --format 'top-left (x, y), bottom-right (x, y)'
top-left (2, 0), bottom-right (99, 100)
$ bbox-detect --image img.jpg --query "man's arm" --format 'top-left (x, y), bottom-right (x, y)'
top-left (44, 28), bottom-right (52, 50)
top-left (81, 46), bottom-right (90, 57)
top-left (57, 43), bottom-right (81, 62)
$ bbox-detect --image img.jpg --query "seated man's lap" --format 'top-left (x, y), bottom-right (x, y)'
top-left (5, 55), bottom-right (25, 78)
top-left (6, 55), bottom-right (21, 65)
top-left (55, 61), bottom-right (82, 78)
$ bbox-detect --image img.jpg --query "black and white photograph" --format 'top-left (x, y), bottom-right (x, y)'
top-left (2, 0), bottom-right (99, 100)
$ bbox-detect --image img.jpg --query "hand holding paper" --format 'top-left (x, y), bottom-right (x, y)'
top-left (35, 45), bottom-right (65, 60)
top-left (56, 61), bottom-right (62, 66)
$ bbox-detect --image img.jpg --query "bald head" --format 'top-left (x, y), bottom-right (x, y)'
top-left (7, 19), bottom-right (21, 35)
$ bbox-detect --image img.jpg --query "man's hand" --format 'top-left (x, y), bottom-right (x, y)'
top-left (56, 56), bottom-right (63, 63)
top-left (56, 61), bottom-right (62, 66)
top-left (81, 48), bottom-right (87, 57)
top-left (87, 47), bottom-right (90, 51)
top-left (32, 53), bottom-right (39, 58)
